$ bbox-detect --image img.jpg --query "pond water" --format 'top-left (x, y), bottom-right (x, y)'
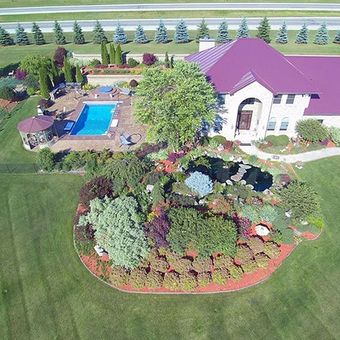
top-left (187, 156), bottom-right (273, 192)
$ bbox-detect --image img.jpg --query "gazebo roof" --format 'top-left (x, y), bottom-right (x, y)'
top-left (17, 115), bottom-right (54, 133)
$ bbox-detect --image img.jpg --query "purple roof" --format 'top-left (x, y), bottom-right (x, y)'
top-left (286, 56), bottom-right (340, 116)
top-left (17, 115), bottom-right (54, 133)
top-left (185, 38), bottom-right (319, 95)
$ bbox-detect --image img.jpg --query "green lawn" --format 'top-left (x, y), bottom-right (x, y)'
top-left (1, 99), bottom-right (340, 339)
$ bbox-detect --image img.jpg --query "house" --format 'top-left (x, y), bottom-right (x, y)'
top-left (185, 38), bottom-right (340, 142)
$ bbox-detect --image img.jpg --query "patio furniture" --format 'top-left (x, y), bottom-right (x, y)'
top-left (119, 133), bottom-right (134, 147)
top-left (110, 119), bottom-right (119, 128)
top-left (64, 121), bottom-right (74, 132)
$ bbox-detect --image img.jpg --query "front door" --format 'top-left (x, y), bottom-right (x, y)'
top-left (237, 111), bottom-right (252, 130)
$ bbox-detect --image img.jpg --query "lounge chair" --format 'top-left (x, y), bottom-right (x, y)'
top-left (119, 133), bottom-right (134, 147)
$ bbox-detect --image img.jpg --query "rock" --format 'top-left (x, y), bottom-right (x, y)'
top-left (217, 145), bottom-right (224, 152)
top-left (226, 180), bottom-right (233, 185)
top-left (285, 210), bottom-right (292, 218)
top-left (229, 156), bottom-right (235, 161)
top-left (263, 189), bottom-right (271, 195)
top-left (246, 184), bottom-right (254, 190)
top-left (240, 179), bottom-right (247, 185)
top-left (238, 168), bottom-right (247, 174)
top-left (231, 174), bottom-right (242, 181)
top-left (146, 184), bottom-right (154, 193)
top-left (255, 224), bottom-right (270, 236)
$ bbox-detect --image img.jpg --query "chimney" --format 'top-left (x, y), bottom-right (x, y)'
top-left (199, 38), bottom-right (216, 52)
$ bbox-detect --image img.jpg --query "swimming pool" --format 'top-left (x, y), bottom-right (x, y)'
top-left (70, 102), bottom-right (117, 136)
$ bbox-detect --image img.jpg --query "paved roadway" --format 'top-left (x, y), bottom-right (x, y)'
top-left (1, 3), bottom-right (340, 15)
top-left (1, 17), bottom-right (340, 33)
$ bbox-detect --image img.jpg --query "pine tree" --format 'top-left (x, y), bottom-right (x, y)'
top-left (63, 58), bottom-right (73, 83)
top-left (134, 24), bottom-right (148, 44)
top-left (295, 23), bottom-right (308, 44)
top-left (32, 22), bottom-right (45, 45)
top-left (164, 51), bottom-right (170, 68)
top-left (53, 21), bottom-right (66, 45)
top-left (314, 22), bottom-right (329, 45)
top-left (115, 44), bottom-right (123, 65)
top-left (154, 20), bottom-right (168, 43)
top-left (109, 43), bottom-right (116, 64)
top-left (256, 17), bottom-right (271, 43)
top-left (217, 21), bottom-right (231, 43)
top-left (76, 64), bottom-right (83, 83)
top-left (0, 26), bottom-right (14, 46)
top-left (39, 67), bottom-right (51, 99)
top-left (114, 23), bottom-right (127, 44)
top-left (237, 18), bottom-right (249, 39)
top-left (276, 22), bottom-right (288, 44)
top-left (196, 19), bottom-right (209, 42)
top-left (92, 20), bottom-right (107, 44)
top-left (15, 24), bottom-right (29, 46)
top-left (174, 19), bottom-right (189, 44)
top-left (101, 41), bottom-right (109, 65)
top-left (334, 30), bottom-right (340, 44)
top-left (73, 21), bottom-right (85, 44)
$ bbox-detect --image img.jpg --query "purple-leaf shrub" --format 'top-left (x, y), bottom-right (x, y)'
top-left (143, 53), bottom-right (157, 66)
top-left (167, 151), bottom-right (185, 163)
top-left (233, 213), bottom-right (252, 239)
top-left (15, 68), bottom-right (27, 80)
top-left (144, 210), bottom-right (170, 248)
top-left (54, 46), bottom-right (67, 67)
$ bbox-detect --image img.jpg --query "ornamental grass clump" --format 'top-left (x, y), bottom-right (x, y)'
top-left (212, 268), bottom-right (228, 285)
top-left (185, 171), bottom-right (213, 198)
top-left (145, 270), bottom-right (164, 288)
top-left (163, 272), bottom-right (181, 290)
top-left (197, 272), bottom-right (212, 287)
top-left (109, 266), bottom-right (129, 286)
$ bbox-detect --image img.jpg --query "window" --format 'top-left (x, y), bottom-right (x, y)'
top-left (217, 93), bottom-right (226, 106)
top-left (317, 119), bottom-right (324, 124)
top-left (267, 117), bottom-right (276, 131)
top-left (280, 117), bottom-right (289, 131)
top-left (243, 98), bottom-right (255, 105)
top-left (273, 94), bottom-right (282, 104)
top-left (286, 94), bottom-right (295, 104)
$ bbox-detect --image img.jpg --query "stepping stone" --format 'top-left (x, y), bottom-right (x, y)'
top-left (226, 180), bottom-right (233, 185)
top-left (240, 179), bottom-right (247, 185)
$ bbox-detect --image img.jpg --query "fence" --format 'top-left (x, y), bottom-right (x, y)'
top-left (0, 163), bottom-right (39, 174)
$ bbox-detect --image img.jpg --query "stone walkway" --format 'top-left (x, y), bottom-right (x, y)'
top-left (239, 144), bottom-right (340, 163)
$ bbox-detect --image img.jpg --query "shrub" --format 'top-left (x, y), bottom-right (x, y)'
top-left (265, 135), bottom-right (289, 147)
top-left (185, 171), bottom-right (213, 198)
top-left (306, 214), bottom-right (325, 230)
top-left (241, 260), bottom-right (258, 273)
top-left (169, 193), bottom-right (196, 207)
top-left (273, 228), bottom-right (295, 244)
top-left (232, 214), bottom-right (252, 239)
top-left (129, 268), bottom-right (147, 289)
top-left (212, 268), bottom-right (228, 285)
top-left (144, 210), bottom-right (171, 248)
top-left (240, 205), bottom-right (260, 223)
top-left (296, 119), bottom-right (329, 143)
top-left (147, 253), bottom-right (169, 273)
top-left (79, 176), bottom-right (113, 206)
top-left (163, 272), bottom-right (181, 290)
top-left (246, 237), bottom-right (265, 254)
top-left (197, 272), bottom-right (211, 287)
top-left (213, 254), bottom-right (233, 270)
top-left (192, 258), bottom-right (212, 273)
top-left (37, 148), bottom-right (55, 171)
top-left (15, 69), bottom-right (27, 80)
top-left (88, 59), bottom-right (101, 67)
top-left (54, 46), bottom-right (67, 67)
top-left (110, 266), bottom-right (129, 286)
top-left (167, 255), bottom-right (193, 274)
top-left (255, 254), bottom-right (270, 269)
top-left (0, 86), bottom-right (15, 101)
top-left (210, 135), bottom-right (227, 146)
top-left (329, 126), bottom-right (340, 146)
top-left (145, 270), bottom-right (164, 288)
top-left (259, 204), bottom-right (278, 223)
top-left (263, 242), bottom-right (280, 259)
top-left (129, 79), bottom-right (139, 88)
top-left (235, 245), bottom-right (253, 264)
top-left (179, 272), bottom-right (197, 291)
top-left (127, 58), bottom-right (139, 67)
top-left (143, 53), bottom-right (157, 66)
top-left (228, 264), bottom-right (243, 280)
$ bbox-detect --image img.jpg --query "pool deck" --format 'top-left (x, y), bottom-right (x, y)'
top-left (49, 90), bottom-right (147, 152)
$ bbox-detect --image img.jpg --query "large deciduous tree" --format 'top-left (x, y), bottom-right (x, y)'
top-left (134, 61), bottom-right (216, 150)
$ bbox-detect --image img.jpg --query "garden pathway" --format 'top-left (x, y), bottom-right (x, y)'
top-left (239, 144), bottom-right (340, 164)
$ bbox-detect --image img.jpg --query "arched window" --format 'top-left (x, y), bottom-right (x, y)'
top-left (280, 117), bottom-right (289, 131)
top-left (267, 117), bottom-right (276, 131)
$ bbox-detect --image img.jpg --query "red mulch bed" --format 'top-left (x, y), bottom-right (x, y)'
top-left (80, 252), bottom-right (112, 278)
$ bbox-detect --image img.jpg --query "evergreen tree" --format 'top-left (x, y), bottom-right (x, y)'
top-left (101, 41), bottom-right (109, 65)
top-left (63, 58), bottom-right (73, 83)
top-left (196, 19), bottom-right (209, 42)
top-left (334, 30), bottom-right (340, 44)
top-left (115, 44), bottom-right (123, 65)
top-left (314, 22), bottom-right (329, 45)
top-left (217, 21), bottom-right (230, 43)
top-left (32, 22), bottom-right (45, 45)
top-left (164, 51), bottom-right (170, 68)
top-left (256, 17), bottom-right (271, 43)
top-left (92, 20), bottom-right (107, 44)
top-left (134, 25), bottom-right (148, 44)
top-left (174, 19), bottom-right (189, 43)
top-left (237, 18), bottom-right (249, 39)
top-left (0, 26), bottom-right (14, 46)
top-left (114, 23), bottom-right (127, 44)
top-left (295, 23), bottom-right (308, 44)
top-left (154, 20), bottom-right (168, 43)
top-left (109, 43), bottom-right (116, 64)
top-left (53, 21), bottom-right (66, 45)
top-left (15, 24), bottom-right (29, 46)
top-left (276, 22), bottom-right (288, 44)
top-left (50, 59), bottom-right (59, 87)
top-left (170, 55), bottom-right (175, 68)
top-left (76, 64), bottom-right (83, 83)
top-left (73, 21), bottom-right (85, 44)
top-left (39, 67), bottom-right (51, 99)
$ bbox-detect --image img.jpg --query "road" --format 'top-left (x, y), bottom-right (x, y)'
top-left (1, 3), bottom-right (340, 15)
top-left (1, 17), bottom-right (340, 33)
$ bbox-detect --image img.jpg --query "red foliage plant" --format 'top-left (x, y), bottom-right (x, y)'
top-left (144, 209), bottom-right (171, 248)
top-left (15, 68), bottom-right (27, 80)
top-left (142, 53), bottom-right (158, 66)
top-left (54, 47), bottom-right (67, 67)
top-left (233, 213), bottom-right (252, 239)
top-left (79, 176), bottom-right (114, 206)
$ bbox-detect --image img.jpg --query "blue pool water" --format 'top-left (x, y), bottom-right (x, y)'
top-left (70, 103), bottom-right (117, 136)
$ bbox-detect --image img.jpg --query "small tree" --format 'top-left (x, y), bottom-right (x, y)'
top-left (114, 23), bottom-right (127, 44)
top-left (32, 22), bottom-right (45, 45)
top-left (256, 17), bottom-right (271, 43)
top-left (276, 22), bottom-right (288, 44)
top-left (295, 23), bottom-right (308, 44)
top-left (15, 24), bottom-right (29, 45)
top-left (100, 41), bottom-right (109, 65)
top-left (114, 44), bottom-right (123, 65)
top-left (164, 51), bottom-right (170, 68)
top-left (296, 119), bottom-right (329, 143)
top-left (38, 67), bottom-right (51, 99)
top-left (92, 20), bottom-right (107, 44)
top-left (196, 19), bottom-right (209, 42)
top-left (63, 58), bottom-right (73, 83)
top-left (314, 22), bottom-right (329, 45)
top-left (73, 21), bottom-right (85, 44)
top-left (0, 26), bottom-right (14, 46)
top-left (334, 30), bottom-right (340, 44)
top-left (174, 19), bottom-right (189, 44)
top-left (53, 21), bottom-right (66, 45)
top-left (109, 43), bottom-right (116, 64)
top-left (237, 18), bottom-right (249, 39)
top-left (53, 46), bottom-right (67, 67)
top-left (76, 64), bottom-right (83, 83)
top-left (217, 21), bottom-right (231, 43)
top-left (154, 20), bottom-right (168, 43)
top-left (38, 148), bottom-right (55, 171)
top-left (134, 24), bottom-right (148, 44)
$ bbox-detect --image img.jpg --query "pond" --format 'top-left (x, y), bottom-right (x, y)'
top-left (187, 156), bottom-right (273, 192)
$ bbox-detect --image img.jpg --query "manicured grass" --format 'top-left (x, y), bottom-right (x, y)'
top-left (1, 99), bottom-right (340, 339)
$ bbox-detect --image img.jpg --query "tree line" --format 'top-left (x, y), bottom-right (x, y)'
top-left (0, 18), bottom-right (340, 47)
